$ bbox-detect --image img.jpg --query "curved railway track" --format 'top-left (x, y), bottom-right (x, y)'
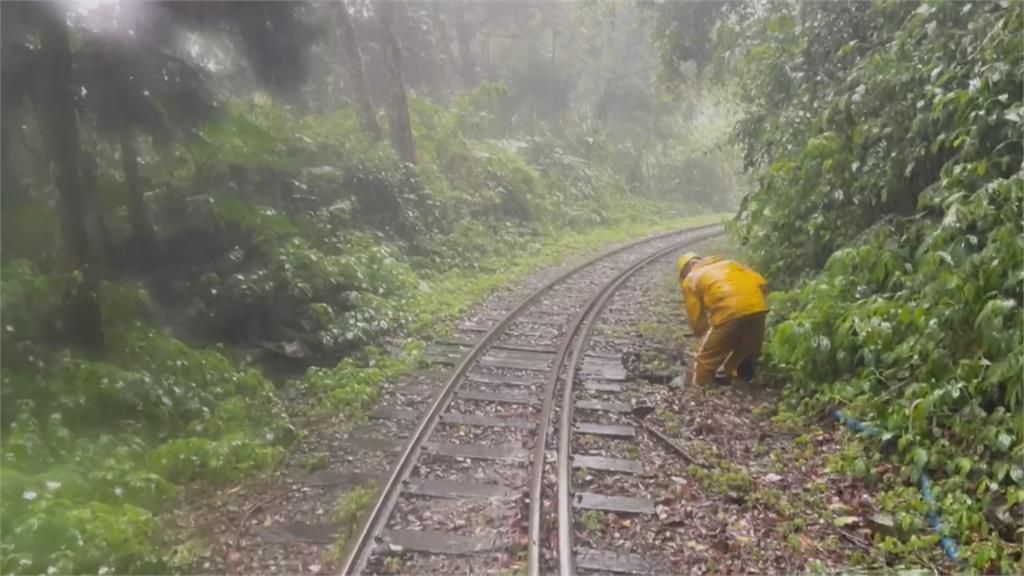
top-left (340, 223), bottom-right (724, 576)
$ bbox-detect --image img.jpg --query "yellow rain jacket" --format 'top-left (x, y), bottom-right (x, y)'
top-left (679, 256), bottom-right (768, 337)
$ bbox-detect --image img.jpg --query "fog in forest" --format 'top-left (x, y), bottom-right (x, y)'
top-left (2, 0), bottom-right (1021, 573)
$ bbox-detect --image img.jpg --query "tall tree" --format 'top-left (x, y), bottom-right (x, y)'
top-left (161, 1), bottom-right (311, 102)
top-left (83, 37), bottom-right (158, 254)
top-left (377, 0), bottom-right (416, 165)
top-left (451, 1), bottom-right (479, 88)
top-left (76, 7), bottom-right (216, 262)
top-left (429, 1), bottom-right (461, 93)
top-left (0, 6), bottom-right (34, 210)
top-left (36, 3), bottom-right (105, 349)
top-left (118, 127), bottom-right (153, 249)
top-left (333, 1), bottom-right (382, 140)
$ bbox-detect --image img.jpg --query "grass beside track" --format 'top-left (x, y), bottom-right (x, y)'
top-left (301, 211), bottom-right (730, 417)
top-left (410, 213), bottom-right (729, 334)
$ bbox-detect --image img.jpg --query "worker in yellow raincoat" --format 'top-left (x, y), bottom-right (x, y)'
top-left (677, 252), bottom-right (769, 386)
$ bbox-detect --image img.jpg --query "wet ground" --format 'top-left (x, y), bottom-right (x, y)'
top-left (168, 231), bottom-right (699, 575)
top-left (592, 238), bottom-right (961, 574)
top-left (170, 233), bottom-right (926, 574)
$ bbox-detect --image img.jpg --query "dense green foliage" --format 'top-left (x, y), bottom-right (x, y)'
top-left (650, 0), bottom-right (1022, 570)
top-left (1, 92), bottom-right (719, 573)
top-left (1, 265), bottom-right (292, 573)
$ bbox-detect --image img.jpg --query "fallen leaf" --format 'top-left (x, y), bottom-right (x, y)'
top-left (833, 515), bottom-right (861, 528)
top-left (870, 512), bottom-right (894, 528)
top-left (828, 501), bottom-right (854, 514)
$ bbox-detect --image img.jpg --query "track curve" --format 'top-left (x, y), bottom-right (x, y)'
top-left (340, 223), bottom-right (724, 576)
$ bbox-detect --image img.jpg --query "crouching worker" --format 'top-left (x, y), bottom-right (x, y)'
top-left (676, 252), bottom-right (769, 386)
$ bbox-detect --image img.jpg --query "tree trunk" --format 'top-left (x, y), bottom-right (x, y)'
top-left (451, 1), bottom-right (478, 88)
top-left (1, 98), bottom-right (15, 206)
top-left (377, 0), bottom-right (416, 166)
top-left (415, 4), bottom-right (448, 102)
top-left (333, 1), bottom-right (382, 140)
top-left (551, 27), bottom-right (557, 67)
top-left (429, 1), bottom-right (460, 93)
top-left (119, 127), bottom-right (156, 253)
top-left (37, 4), bottom-right (105, 349)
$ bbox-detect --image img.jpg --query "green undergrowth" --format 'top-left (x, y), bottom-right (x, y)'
top-left (720, 0), bottom-right (1023, 570)
top-left (408, 212), bottom-right (726, 333)
top-left (295, 212), bottom-right (726, 416)
top-left (142, 94), bottom-right (726, 366)
top-left (766, 176), bottom-right (1023, 570)
top-left (1, 84), bottom-right (728, 572)
top-left (328, 481), bottom-right (378, 560)
top-left (1, 267), bottom-right (294, 574)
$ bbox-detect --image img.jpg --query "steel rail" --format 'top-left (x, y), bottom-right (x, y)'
top-left (555, 229), bottom-right (725, 576)
top-left (339, 222), bottom-right (723, 576)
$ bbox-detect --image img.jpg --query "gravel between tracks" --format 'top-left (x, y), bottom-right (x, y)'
top-left (568, 238), bottom-right (884, 574)
top-left (166, 229), bottom-right (708, 575)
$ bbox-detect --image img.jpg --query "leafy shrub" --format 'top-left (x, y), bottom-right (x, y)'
top-left (715, 0), bottom-right (1023, 569)
top-left (0, 68), bottom-right (716, 576)
top-left (329, 481), bottom-right (379, 558)
top-left (729, 0), bottom-right (1021, 283)
top-left (0, 267), bottom-right (294, 574)
top-left (302, 344), bottom-right (421, 415)
top-left (194, 230), bottom-right (418, 357)
top-left (2, 496), bottom-right (165, 575)
top-left (766, 175), bottom-right (1023, 569)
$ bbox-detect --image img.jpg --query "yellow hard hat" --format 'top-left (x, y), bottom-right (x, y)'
top-left (677, 252), bottom-right (700, 278)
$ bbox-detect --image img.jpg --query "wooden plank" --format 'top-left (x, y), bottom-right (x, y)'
top-left (576, 548), bottom-right (656, 574)
top-left (477, 356), bottom-right (551, 372)
top-left (434, 340), bottom-right (554, 355)
top-left (582, 382), bottom-right (625, 393)
top-left (441, 413), bottom-right (533, 430)
top-left (351, 436), bottom-right (404, 452)
top-left (405, 478), bottom-right (514, 500)
top-left (456, 389), bottom-right (536, 405)
top-left (585, 351), bottom-right (623, 361)
top-left (575, 423), bottom-right (636, 439)
top-left (575, 492), bottom-right (655, 515)
top-left (505, 328), bottom-right (554, 338)
top-left (581, 357), bottom-right (628, 380)
top-left (302, 470), bottom-right (381, 488)
top-left (514, 316), bottom-right (565, 327)
top-left (381, 529), bottom-right (500, 554)
top-left (424, 442), bottom-right (528, 462)
top-left (573, 455), bottom-right (643, 474)
top-left (576, 400), bottom-right (632, 413)
top-left (488, 343), bottom-right (556, 355)
top-left (259, 522), bottom-right (336, 544)
top-left (466, 373), bottom-right (540, 387)
top-left (368, 407), bottom-right (419, 421)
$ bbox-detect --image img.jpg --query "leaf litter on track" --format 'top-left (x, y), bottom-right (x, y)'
top-left (580, 246), bottom-right (896, 574)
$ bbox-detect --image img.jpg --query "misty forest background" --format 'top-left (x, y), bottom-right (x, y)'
top-left (1, 0), bottom-right (1021, 573)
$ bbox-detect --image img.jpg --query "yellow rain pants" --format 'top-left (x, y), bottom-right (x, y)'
top-left (679, 258), bottom-right (769, 385)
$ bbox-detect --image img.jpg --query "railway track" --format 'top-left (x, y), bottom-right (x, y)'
top-left (341, 223), bottom-right (724, 575)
